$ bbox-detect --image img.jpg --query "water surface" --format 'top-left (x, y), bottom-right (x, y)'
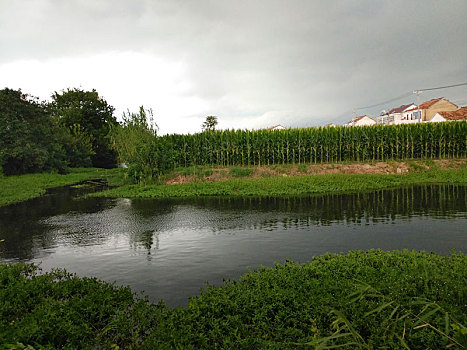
top-left (0, 185), bottom-right (465, 307)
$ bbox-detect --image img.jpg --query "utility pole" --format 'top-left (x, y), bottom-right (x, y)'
top-left (413, 90), bottom-right (422, 122)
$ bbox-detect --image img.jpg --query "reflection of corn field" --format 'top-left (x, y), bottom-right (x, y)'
top-left (163, 123), bottom-right (467, 168)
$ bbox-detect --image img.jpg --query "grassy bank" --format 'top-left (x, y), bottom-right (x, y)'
top-left (1, 250), bottom-right (466, 349)
top-left (94, 166), bottom-right (467, 200)
top-left (0, 168), bottom-right (125, 207)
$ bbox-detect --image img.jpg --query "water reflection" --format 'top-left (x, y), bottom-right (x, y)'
top-left (0, 184), bottom-right (465, 306)
top-left (1, 184), bottom-right (465, 261)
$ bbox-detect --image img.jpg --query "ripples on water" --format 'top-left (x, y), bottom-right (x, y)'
top-left (0, 184), bottom-right (466, 306)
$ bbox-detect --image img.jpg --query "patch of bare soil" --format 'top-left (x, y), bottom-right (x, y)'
top-left (163, 159), bottom-right (466, 185)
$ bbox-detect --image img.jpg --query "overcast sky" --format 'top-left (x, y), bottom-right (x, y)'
top-left (1, 0), bottom-right (466, 134)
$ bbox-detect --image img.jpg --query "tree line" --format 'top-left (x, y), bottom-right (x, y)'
top-left (0, 87), bottom-right (217, 181)
top-left (0, 87), bottom-right (118, 175)
top-left (2, 87), bottom-right (466, 183)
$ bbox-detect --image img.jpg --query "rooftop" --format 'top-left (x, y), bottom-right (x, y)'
top-left (437, 107), bottom-right (467, 121)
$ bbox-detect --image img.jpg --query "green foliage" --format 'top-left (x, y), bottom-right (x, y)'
top-left (229, 166), bottom-right (254, 177)
top-left (0, 88), bottom-right (67, 175)
top-left (51, 88), bottom-right (118, 168)
top-left (55, 124), bottom-right (95, 168)
top-left (94, 167), bottom-right (467, 200)
top-left (162, 123), bottom-right (467, 169)
top-left (145, 250), bottom-right (467, 349)
top-left (111, 107), bottom-right (174, 184)
top-left (297, 163), bottom-right (308, 173)
top-left (0, 263), bottom-right (165, 349)
top-left (1, 251), bottom-right (466, 348)
top-left (202, 115), bottom-right (218, 132)
top-left (0, 167), bottom-right (125, 207)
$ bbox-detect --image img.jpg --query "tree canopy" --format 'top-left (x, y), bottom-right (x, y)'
top-left (51, 88), bottom-right (118, 168)
top-left (202, 116), bottom-right (218, 132)
top-left (0, 88), bottom-right (66, 175)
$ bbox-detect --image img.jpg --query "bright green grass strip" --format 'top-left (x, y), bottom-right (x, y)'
top-left (0, 168), bottom-right (124, 207)
top-left (94, 167), bottom-right (467, 200)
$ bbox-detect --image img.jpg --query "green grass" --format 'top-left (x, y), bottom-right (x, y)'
top-left (93, 167), bottom-right (467, 200)
top-left (0, 168), bottom-right (125, 207)
top-left (229, 166), bottom-right (254, 178)
top-left (2, 250), bottom-right (466, 349)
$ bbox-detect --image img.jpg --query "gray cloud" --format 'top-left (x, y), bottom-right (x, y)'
top-left (1, 0), bottom-right (466, 131)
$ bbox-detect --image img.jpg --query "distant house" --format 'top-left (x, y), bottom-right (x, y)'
top-left (266, 125), bottom-right (286, 130)
top-left (344, 115), bottom-right (376, 127)
top-left (429, 107), bottom-right (467, 122)
top-left (378, 104), bottom-right (416, 125)
top-left (403, 97), bottom-right (458, 122)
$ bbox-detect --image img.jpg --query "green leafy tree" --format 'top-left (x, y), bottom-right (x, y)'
top-left (202, 116), bottom-right (218, 132)
top-left (111, 107), bottom-right (174, 183)
top-left (55, 124), bottom-right (95, 168)
top-left (51, 88), bottom-right (118, 168)
top-left (0, 88), bottom-right (67, 175)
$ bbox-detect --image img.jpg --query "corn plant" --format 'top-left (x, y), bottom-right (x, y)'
top-left (158, 122), bottom-right (466, 171)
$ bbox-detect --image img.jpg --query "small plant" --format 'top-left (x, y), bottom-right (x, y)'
top-left (407, 161), bottom-right (425, 172)
top-left (297, 163), bottom-right (307, 173)
top-left (423, 159), bottom-right (440, 170)
top-left (229, 167), bottom-right (254, 178)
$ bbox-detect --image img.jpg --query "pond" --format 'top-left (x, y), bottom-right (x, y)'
top-left (0, 184), bottom-right (466, 307)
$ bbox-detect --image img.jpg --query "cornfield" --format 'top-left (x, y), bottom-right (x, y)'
top-left (160, 122), bottom-right (467, 168)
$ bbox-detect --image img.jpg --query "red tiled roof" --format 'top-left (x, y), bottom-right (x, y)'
top-left (419, 97), bottom-right (443, 109)
top-left (405, 98), bottom-right (457, 112)
top-left (437, 107), bottom-right (467, 121)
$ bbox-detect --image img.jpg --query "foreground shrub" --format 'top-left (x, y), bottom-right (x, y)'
top-left (1, 251), bottom-right (466, 349)
top-left (146, 250), bottom-right (467, 349)
top-left (0, 263), bottom-right (165, 349)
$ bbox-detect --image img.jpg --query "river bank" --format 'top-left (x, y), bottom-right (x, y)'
top-left (1, 159), bottom-right (466, 206)
top-left (0, 167), bottom-right (123, 207)
top-left (94, 159), bottom-right (467, 200)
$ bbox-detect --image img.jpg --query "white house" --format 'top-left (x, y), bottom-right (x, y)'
top-left (402, 107), bottom-right (423, 123)
top-left (266, 125), bottom-right (286, 130)
top-left (378, 104), bottom-right (416, 125)
top-left (345, 115), bottom-right (376, 126)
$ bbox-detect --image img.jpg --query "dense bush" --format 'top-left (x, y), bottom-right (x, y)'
top-left (0, 87), bottom-right (116, 175)
top-left (146, 250), bottom-right (467, 349)
top-left (0, 89), bottom-right (67, 175)
top-left (111, 107), bottom-right (175, 183)
top-left (1, 251), bottom-right (466, 349)
top-left (0, 263), bottom-right (165, 349)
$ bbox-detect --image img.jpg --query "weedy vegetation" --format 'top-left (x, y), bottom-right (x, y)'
top-left (94, 167), bottom-right (467, 200)
top-left (1, 250), bottom-right (466, 349)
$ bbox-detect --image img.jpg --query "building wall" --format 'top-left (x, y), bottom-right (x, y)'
top-left (424, 99), bottom-right (458, 121)
top-left (355, 117), bottom-right (376, 126)
top-left (428, 113), bottom-right (447, 123)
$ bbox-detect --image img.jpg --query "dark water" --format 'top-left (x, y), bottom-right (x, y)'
top-left (0, 184), bottom-right (466, 307)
